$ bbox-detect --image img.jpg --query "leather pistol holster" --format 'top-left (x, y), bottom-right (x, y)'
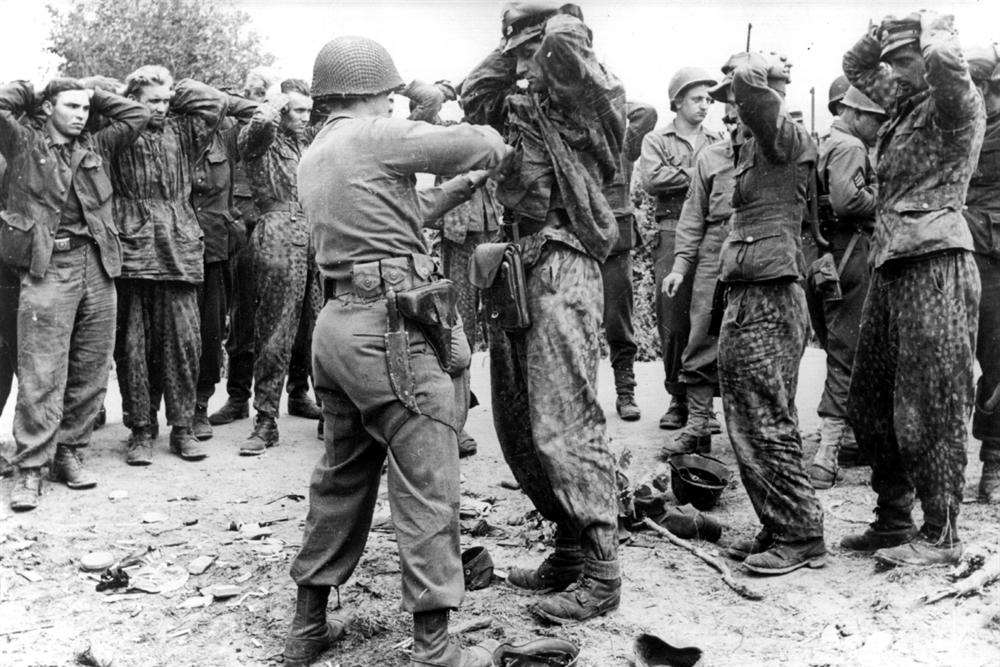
top-left (394, 279), bottom-right (467, 376)
top-left (470, 243), bottom-right (530, 330)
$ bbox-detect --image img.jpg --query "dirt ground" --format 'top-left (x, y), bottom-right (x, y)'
top-left (1, 348), bottom-right (999, 667)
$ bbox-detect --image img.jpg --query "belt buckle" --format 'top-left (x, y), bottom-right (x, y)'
top-left (54, 237), bottom-right (71, 252)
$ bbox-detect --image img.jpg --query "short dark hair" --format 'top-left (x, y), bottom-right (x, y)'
top-left (42, 78), bottom-right (86, 104)
top-left (280, 78), bottom-right (310, 98)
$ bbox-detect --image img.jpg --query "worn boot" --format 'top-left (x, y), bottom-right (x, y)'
top-left (664, 384), bottom-right (713, 456)
top-left (169, 426), bottom-right (208, 461)
top-left (283, 585), bottom-right (350, 667)
top-left (616, 394), bottom-right (641, 421)
top-left (658, 394), bottom-right (687, 430)
top-left (837, 422), bottom-right (866, 467)
top-left (458, 430), bottom-right (478, 459)
top-left (507, 549), bottom-right (583, 593)
top-left (724, 528), bottom-right (774, 562)
top-left (809, 417), bottom-right (848, 489)
top-left (287, 393), bottom-right (322, 420)
top-left (208, 398), bottom-right (249, 425)
top-left (529, 575), bottom-right (621, 625)
top-left (744, 538), bottom-right (827, 575)
top-left (411, 610), bottom-right (494, 667)
top-left (979, 460), bottom-right (1000, 504)
top-left (51, 444), bottom-right (97, 490)
top-left (241, 414), bottom-right (279, 456)
top-left (125, 427), bottom-right (154, 466)
top-left (10, 467), bottom-right (42, 511)
top-left (841, 507), bottom-right (917, 552)
top-left (874, 524), bottom-right (962, 567)
top-left (192, 403), bottom-right (213, 441)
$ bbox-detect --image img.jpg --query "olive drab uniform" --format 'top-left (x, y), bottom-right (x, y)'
top-left (843, 16), bottom-right (984, 542)
top-left (718, 62), bottom-right (825, 545)
top-left (462, 14), bottom-right (625, 584)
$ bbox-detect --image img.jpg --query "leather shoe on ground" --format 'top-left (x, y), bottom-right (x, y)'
top-left (283, 610), bottom-right (351, 667)
top-left (287, 396), bottom-right (322, 420)
top-left (462, 546), bottom-right (494, 591)
top-left (208, 399), bottom-right (249, 425)
top-left (724, 529), bottom-right (774, 561)
top-left (192, 405), bottom-right (213, 441)
top-left (458, 430), bottom-right (478, 458)
top-left (978, 460), bottom-right (1000, 503)
top-left (616, 395), bottom-right (641, 421)
top-left (241, 415), bottom-right (279, 456)
top-left (660, 431), bottom-right (710, 458)
top-left (874, 533), bottom-right (962, 567)
top-left (529, 576), bottom-right (620, 625)
top-left (841, 523), bottom-right (917, 552)
top-left (507, 551), bottom-right (583, 593)
top-left (169, 427), bottom-right (207, 461)
top-left (125, 429), bottom-right (154, 466)
top-left (10, 467), bottom-right (42, 511)
top-left (51, 445), bottom-right (97, 489)
top-left (744, 539), bottom-right (827, 575)
top-left (493, 637), bottom-right (580, 666)
top-left (658, 399), bottom-right (688, 430)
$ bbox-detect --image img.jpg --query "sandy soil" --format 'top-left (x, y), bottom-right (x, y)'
top-left (1, 349), bottom-right (999, 667)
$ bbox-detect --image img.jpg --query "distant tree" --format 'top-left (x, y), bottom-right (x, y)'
top-left (47, 0), bottom-right (274, 88)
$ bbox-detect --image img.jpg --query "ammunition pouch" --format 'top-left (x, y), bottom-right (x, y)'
top-left (470, 242), bottom-right (530, 331)
top-left (395, 279), bottom-right (470, 377)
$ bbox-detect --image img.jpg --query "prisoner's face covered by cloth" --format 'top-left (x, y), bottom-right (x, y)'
top-left (511, 13), bottom-right (605, 102)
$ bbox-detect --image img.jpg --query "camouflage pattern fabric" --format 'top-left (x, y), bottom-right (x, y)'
top-left (719, 282), bottom-right (824, 542)
top-left (489, 242), bottom-right (619, 575)
top-left (848, 251), bottom-right (980, 536)
top-left (441, 230), bottom-right (487, 350)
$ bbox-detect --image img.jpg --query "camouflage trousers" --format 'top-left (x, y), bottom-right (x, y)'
top-left (115, 278), bottom-right (200, 430)
top-left (719, 281), bottom-right (824, 542)
top-left (848, 251), bottom-right (979, 537)
top-left (251, 210), bottom-right (322, 417)
top-left (489, 242), bottom-right (619, 579)
top-left (973, 254), bottom-right (1000, 460)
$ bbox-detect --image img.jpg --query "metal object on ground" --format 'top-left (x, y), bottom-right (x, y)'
top-left (668, 453), bottom-right (731, 511)
top-left (633, 632), bottom-right (703, 667)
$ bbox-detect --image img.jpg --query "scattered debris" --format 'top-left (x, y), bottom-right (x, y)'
top-left (632, 632), bottom-right (702, 667)
top-left (392, 616), bottom-right (493, 651)
top-left (265, 493), bottom-right (305, 504)
top-left (182, 518), bottom-right (199, 527)
top-left (201, 583), bottom-right (241, 599)
top-left (140, 512), bottom-right (167, 524)
top-left (176, 596), bottom-right (213, 609)
top-left (17, 570), bottom-right (42, 583)
top-left (459, 499), bottom-right (492, 519)
top-left (80, 552), bottom-right (116, 572)
top-left (75, 641), bottom-right (115, 667)
top-left (96, 569), bottom-right (130, 592)
top-left (129, 564), bottom-right (189, 594)
top-left (166, 495), bottom-right (201, 502)
top-left (186, 555), bottom-right (216, 575)
top-left (499, 479), bottom-right (520, 490)
top-left (107, 490), bottom-right (128, 501)
top-left (913, 548), bottom-right (1000, 607)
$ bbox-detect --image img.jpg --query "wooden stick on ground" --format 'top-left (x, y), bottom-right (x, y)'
top-left (642, 518), bottom-right (763, 601)
top-left (392, 616), bottom-right (493, 651)
top-left (914, 555), bottom-right (1000, 607)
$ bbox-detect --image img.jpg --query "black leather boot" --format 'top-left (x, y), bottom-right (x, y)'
top-left (283, 586), bottom-right (350, 667)
top-left (410, 610), bottom-right (493, 667)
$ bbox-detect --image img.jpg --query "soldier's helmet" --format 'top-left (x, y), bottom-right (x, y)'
top-left (501, 1), bottom-right (561, 54)
top-left (839, 86), bottom-right (886, 117)
top-left (310, 36), bottom-right (404, 98)
top-left (966, 44), bottom-right (1000, 87)
top-left (827, 75), bottom-right (850, 115)
top-left (667, 67), bottom-right (718, 107)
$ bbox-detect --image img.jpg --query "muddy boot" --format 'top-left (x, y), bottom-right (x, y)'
top-left (10, 467), bottom-right (42, 511)
top-left (809, 417), bottom-right (847, 490)
top-left (616, 393), bottom-right (641, 421)
top-left (241, 413), bottom-right (279, 456)
top-left (724, 528), bottom-right (774, 562)
top-left (507, 549), bottom-right (584, 593)
top-left (51, 444), bottom-right (97, 490)
top-left (743, 538), bottom-right (827, 575)
top-left (169, 426), bottom-right (207, 461)
top-left (658, 394), bottom-right (687, 430)
top-left (874, 525), bottom-right (962, 567)
top-left (283, 585), bottom-right (350, 667)
top-left (663, 384), bottom-right (712, 456)
top-left (192, 403), bottom-right (213, 441)
top-left (287, 393), bottom-right (322, 420)
top-left (125, 427), bottom-right (154, 466)
top-left (530, 575), bottom-right (621, 625)
top-left (208, 398), bottom-right (249, 425)
top-left (411, 610), bottom-right (495, 667)
top-left (458, 430), bottom-right (478, 459)
top-left (841, 506), bottom-right (917, 552)
top-left (978, 445), bottom-right (1000, 504)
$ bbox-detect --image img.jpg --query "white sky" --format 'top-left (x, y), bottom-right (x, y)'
top-left (2, 0), bottom-right (999, 131)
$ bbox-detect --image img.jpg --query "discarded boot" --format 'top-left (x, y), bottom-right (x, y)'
top-left (874, 530), bottom-right (962, 567)
top-left (743, 538), bottom-right (827, 575)
top-left (125, 428), bottom-right (154, 466)
top-left (283, 585), bottom-right (350, 667)
top-left (208, 398), bottom-right (249, 425)
top-left (51, 444), bottom-right (97, 490)
top-left (493, 637), bottom-right (580, 666)
top-left (10, 467), bottom-right (42, 511)
top-left (724, 528), bottom-right (774, 562)
top-left (192, 403), bottom-right (213, 441)
top-left (529, 576), bottom-right (620, 625)
top-left (241, 414), bottom-right (279, 456)
top-left (507, 550), bottom-right (583, 593)
top-left (462, 546), bottom-right (494, 591)
top-left (170, 426), bottom-right (207, 461)
top-left (458, 430), bottom-right (478, 459)
top-left (656, 504), bottom-right (723, 542)
top-left (658, 395), bottom-right (688, 430)
top-left (287, 395), bottom-right (322, 420)
top-left (978, 459), bottom-right (1000, 504)
top-left (841, 513), bottom-right (917, 553)
top-left (410, 610), bottom-right (495, 667)
top-left (616, 394), bottom-right (641, 422)
top-left (632, 633), bottom-right (702, 667)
